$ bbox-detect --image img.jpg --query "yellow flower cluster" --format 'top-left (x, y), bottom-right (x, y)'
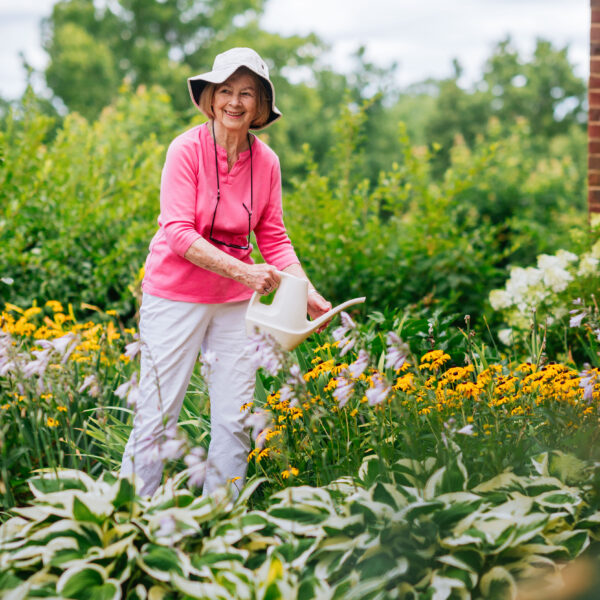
top-left (2, 300), bottom-right (130, 367)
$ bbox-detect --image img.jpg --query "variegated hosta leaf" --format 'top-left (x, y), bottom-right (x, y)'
top-left (255, 555), bottom-right (297, 600)
top-left (209, 513), bottom-right (269, 546)
top-left (479, 566), bottom-right (517, 600)
top-left (424, 453), bottom-right (469, 500)
top-left (472, 471), bottom-right (525, 494)
top-left (29, 469), bottom-right (94, 496)
top-left (137, 543), bottom-right (191, 582)
top-left (428, 571), bottom-right (469, 600)
top-left (56, 563), bottom-right (121, 600)
top-left (546, 529), bottom-right (590, 559)
top-left (266, 505), bottom-right (331, 536)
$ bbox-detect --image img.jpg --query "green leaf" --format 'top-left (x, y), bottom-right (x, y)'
top-left (57, 564), bottom-right (113, 600)
top-left (137, 544), bottom-right (186, 582)
top-left (111, 477), bottom-right (136, 509)
top-left (548, 530), bottom-right (589, 558)
top-left (479, 566), bottom-right (517, 600)
top-left (73, 496), bottom-right (106, 525)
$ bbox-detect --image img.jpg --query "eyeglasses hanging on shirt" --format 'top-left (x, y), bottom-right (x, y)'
top-left (209, 120), bottom-right (253, 250)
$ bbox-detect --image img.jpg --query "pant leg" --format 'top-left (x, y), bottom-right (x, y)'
top-left (121, 293), bottom-right (214, 496)
top-left (202, 300), bottom-right (255, 500)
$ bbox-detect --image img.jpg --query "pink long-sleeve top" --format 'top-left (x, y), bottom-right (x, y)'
top-left (142, 123), bottom-right (299, 303)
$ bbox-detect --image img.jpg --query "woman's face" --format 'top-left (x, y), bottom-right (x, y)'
top-left (212, 71), bottom-right (258, 134)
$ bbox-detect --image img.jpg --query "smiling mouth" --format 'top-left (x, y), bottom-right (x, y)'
top-left (225, 110), bottom-right (243, 117)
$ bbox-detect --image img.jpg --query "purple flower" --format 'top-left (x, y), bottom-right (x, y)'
top-left (22, 348), bottom-right (51, 378)
top-left (385, 332), bottom-right (410, 371)
top-left (184, 447), bottom-right (207, 488)
top-left (248, 332), bottom-right (283, 376)
top-left (348, 350), bottom-right (369, 378)
top-left (332, 373), bottom-right (355, 409)
top-left (579, 370), bottom-right (597, 401)
top-left (78, 374), bottom-right (100, 397)
top-left (114, 372), bottom-right (139, 407)
top-left (457, 424), bottom-right (475, 436)
top-left (365, 374), bottom-right (390, 406)
top-left (244, 410), bottom-right (270, 448)
top-left (159, 432), bottom-right (185, 461)
top-left (340, 312), bottom-right (356, 330)
top-left (338, 337), bottom-right (356, 357)
top-left (124, 336), bottom-right (141, 361)
top-left (569, 312), bottom-right (586, 328)
top-left (278, 384), bottom-right (295, 404)
top-left (38, 333), bottom-right (76, 358)
top-left (156, 515), bottom-right (176, 537)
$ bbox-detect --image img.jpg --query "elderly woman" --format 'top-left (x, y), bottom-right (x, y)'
top-left (121, 47), bottom-right (331, 499)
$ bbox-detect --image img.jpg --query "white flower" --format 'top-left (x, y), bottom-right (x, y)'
top-left (1, 277), bottom-right (14, 285)
top-left (114, 372), bottom-right (139, 406)
top-left (365, 374), bottom-right (390, 406)
top-left (184, 447), bottom-right (207, 489)
top-left (244, 410), bottom-right (269, 444)
top-left (541, 265), bottom-right (573, 293)
top-left (21, 348), bottom-right (52, 378)
top-left (497, 328), bottom-right (514, 346)
top-left (348, 349), bottom-right (369, 378)
top-left (577, 255), bottom-right (599, 277)
top-left (385, 332), bottom-right (409, 371)
top-left (569, 312), bottom-right (586, 328)
top-left (457, 424), bottom-right (475, 436)
top-left (338, 337), bottom-right (356, 357)
top-left (156, 515), bottom-right (176, 537)
top-left (489, 289), bottom-right (512, 310)
top-left (248, 333), bottom-right (283, 376)
top-left (579, 370), bottom-right (597, 401)
top-left (124, 336), bottom-right (141, 361)
top-left (78, 374), bottom-right (100, 397)
top-left (332, 374), bottom-right (354, 408)
top-left (340, 312), bottom-right (356, 330)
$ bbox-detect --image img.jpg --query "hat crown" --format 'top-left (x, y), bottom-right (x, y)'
top-left (213, 47), bottom-right (270, 80)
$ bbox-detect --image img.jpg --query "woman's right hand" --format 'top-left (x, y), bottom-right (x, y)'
top-left (242, 264), bottom-right (281, 295)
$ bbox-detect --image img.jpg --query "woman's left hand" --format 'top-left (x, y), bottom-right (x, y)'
top-left (307, 291), bottom-right (333, 333)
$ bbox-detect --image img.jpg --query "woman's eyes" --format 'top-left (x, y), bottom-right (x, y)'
top-left (217, 89), bottom-right (254, 97)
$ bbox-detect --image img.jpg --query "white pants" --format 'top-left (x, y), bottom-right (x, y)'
top-left (121, 293), bottom-right (255, 498)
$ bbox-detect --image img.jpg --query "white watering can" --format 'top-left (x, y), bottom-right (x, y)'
top-left (245, 271), bottom-right (366, 351)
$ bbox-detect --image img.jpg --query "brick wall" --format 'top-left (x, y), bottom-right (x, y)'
top-left (590, 1), bottom-right (600, 213)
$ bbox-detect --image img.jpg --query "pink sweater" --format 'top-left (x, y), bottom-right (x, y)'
top-left (142, 124), bottom-right (299, 303)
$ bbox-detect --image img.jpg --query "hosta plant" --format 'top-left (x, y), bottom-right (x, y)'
top-left (1, 449), bottom-right (599, 600)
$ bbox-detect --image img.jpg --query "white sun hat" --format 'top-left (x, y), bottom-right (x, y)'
top-left (188, 47), bottom-right (282, 130)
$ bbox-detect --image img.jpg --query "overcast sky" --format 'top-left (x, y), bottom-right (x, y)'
top-left (0, 0), bottom-right (590, 99)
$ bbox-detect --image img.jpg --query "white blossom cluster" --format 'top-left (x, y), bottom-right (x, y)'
top-left (489, 242), bottom-right (600, 345)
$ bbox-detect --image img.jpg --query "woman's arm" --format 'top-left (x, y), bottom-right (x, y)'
top-left (184, 237), bottom-right (280, 294)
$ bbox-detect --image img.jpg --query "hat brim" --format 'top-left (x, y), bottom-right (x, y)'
top-left (187, 66), bottom-right (281, 130)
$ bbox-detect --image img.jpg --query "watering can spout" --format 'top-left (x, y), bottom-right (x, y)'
top-left (245, 271), bottom-right (366, 351)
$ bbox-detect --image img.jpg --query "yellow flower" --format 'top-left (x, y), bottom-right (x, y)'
top-left (290, 467), bottom-right (299, 476)
top-left (240, 401), bottom-right (254, 412)
top-left (45, 300), bottom-right (64, 313)
top-left (106, 309), bottom-right (118, 316)
top-left (4, 303), bottom-right (24, 314)
top-left (46, 417), bottom-right (59, 427)
top-left (257, 448), bottom-right (270, 462)
top-left (57, 406), bottom-right (68, 412)
top-left (281, 469), bottom-right (290, 479)
top-left (1, 403), bottom-right (10, 410)
top-left (105, 321), bottom-right (120, 344)
top-left (350, 408), bottom-right (358, 417)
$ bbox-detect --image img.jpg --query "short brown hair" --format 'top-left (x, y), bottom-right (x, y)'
top-left (198, 67), bottom-right (271, 129)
